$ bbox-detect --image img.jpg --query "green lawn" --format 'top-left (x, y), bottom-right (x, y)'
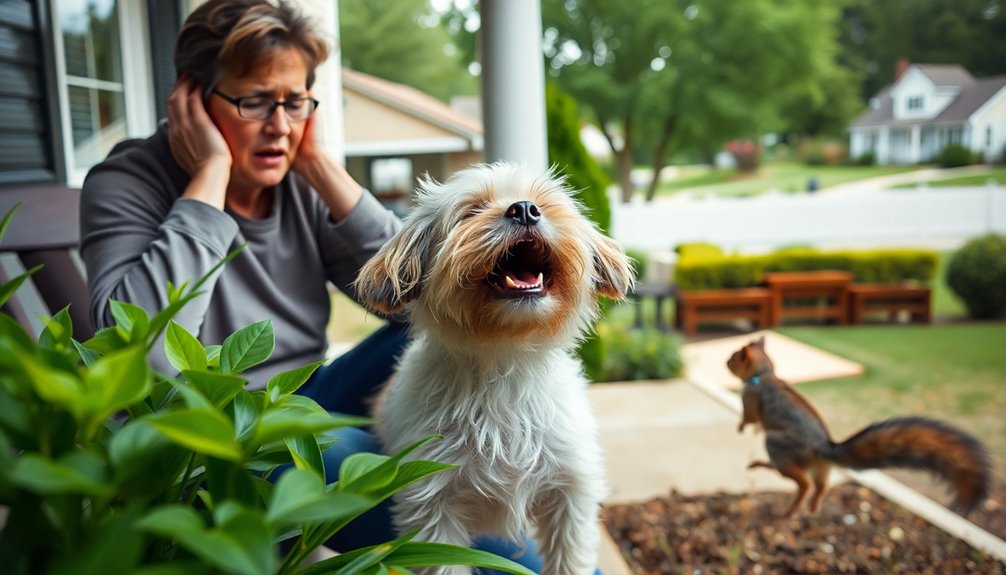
top-left (777, 324), bottom-right (1006, 476)
top-left (654, 161), bottom-right (922, 198)
top-left (893, 166), bottom-right (1006, 188)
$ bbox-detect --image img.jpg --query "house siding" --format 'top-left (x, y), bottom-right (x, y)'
top-left (971, 88), bottom-right (1006, 162)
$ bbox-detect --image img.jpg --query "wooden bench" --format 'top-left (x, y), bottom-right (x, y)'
top-left (846, 284), bottom-right (931, 324)
top-left (674, 287), bottom-right (772, 336)
top-left (0, 186), bottom-right (92, 340)
top-left (628, 281), bottom-right (676, 330)
top-left (764, 270), bottom-right (853, 326)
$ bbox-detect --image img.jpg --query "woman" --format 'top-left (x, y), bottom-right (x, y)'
top-left (79, 0), bottom-right (549, 571)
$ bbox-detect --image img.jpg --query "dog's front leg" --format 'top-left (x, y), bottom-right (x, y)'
top-left (394, 496), bottom-right (474, 575)
top-left (531, 484), bottom-right (602, 575)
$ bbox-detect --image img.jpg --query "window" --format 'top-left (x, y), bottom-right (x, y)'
top-left (56, 0), bottom-right (127, 174)
top-left (907, 96), bottom-right (924, 111)
top-left (988, 126), bottom-right (993, 148)
top-left (370, 158), bottom-right (414, 217)
top-left (52, 0), bottom-right (153, 184)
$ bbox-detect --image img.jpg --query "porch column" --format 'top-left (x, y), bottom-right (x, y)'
top-left (877, 127), bottom-right (890, 165)
top-left (910, 124), bottom-right (921, 164)
top-left (479, 0), bottom-right (548, 172)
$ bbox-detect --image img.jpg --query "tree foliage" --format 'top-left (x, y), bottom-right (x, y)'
top-left (840, 0), bottom-right (1006, 100)
top-left (338, 0), bottom-right (476, 101)
top-left (542, 0), bottom-right (843, 201)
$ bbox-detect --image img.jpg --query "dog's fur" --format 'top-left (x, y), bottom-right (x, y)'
top-left (355, 162), bottom-right (634, 575)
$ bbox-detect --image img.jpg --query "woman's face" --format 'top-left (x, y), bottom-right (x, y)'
top-left (208, 46), bottom-right (310, 195)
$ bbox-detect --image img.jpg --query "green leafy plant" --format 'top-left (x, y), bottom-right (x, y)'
top-left (0, 204), bottom-right (534, 575)
top-left (946, 233), bottom-right (1006, 319)
top-left (593, 324), bottom-right (683, 383)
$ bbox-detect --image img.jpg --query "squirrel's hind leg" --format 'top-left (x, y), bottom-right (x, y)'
top-left (775, 462), bottom-right (811, 518)
top-left (807, 461), bottom-right (832, 513)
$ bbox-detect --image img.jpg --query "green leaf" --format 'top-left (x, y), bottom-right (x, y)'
top-left (165, 321), bottom-right (207, 372)
top-left (284, 434), bottom-right (325, 480)
top-left (19, 352), bottom-right (84, 413)
top-left (213, 502), bottom-right (277, 575)
top-left (340, 435), bottom-right (442, 495)
top-left (0, 264), bottom-right (42, 308)
top-left (168, 379), bottom-right (215, 411)
top-left (47, 509), bottom-right (145, 575)
top-left (138, 504), bottom-right (204, 534)
top-left (253, 408), bottom-right (367, 446)
top-left (83, 345), bottom-right (151, 408)
top-left (72, 339), bottom-right (102, 366)
top-left (205, 345), bottom-right (222, 368)
top-left (230, 391), bottom-right (259, 443)
top-left (10, 452), bottom-right (112, 496)
top-left (384, 542), bottom-right (538, 574)
top-left (109, 300), bottom-right (150, 341)
top-left (181, 370), bottom-right (246, 409)
top-left (38, 306), bottom-right (73, 350)
top-left (108, 421), bottom-right (188, 496)
top-left (266, 360), bottom-right (323, 403)
top-left (140, 503), bottom-right (275, 575)
top-left (84, 326), bottom-right (129, 355)
top-left (370, 460), bottom-right (455, 500)
top-left (339, 453), bottom-right (394, 493)
top-left (0, 312), bottom-right (35, 355)
top-left (144, 410), bottom-right (242, 461)
top-left (220, 320), bottom-right (274, 374)
top-left (266, 468), bottom-right (373, 527)
top-left (0, 202), bottom-right (20, 244)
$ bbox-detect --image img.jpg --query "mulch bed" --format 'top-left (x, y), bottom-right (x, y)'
top-left (603, 482), bottom-right (1006, 574)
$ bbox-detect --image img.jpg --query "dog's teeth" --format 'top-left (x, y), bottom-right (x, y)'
top-left (505, 275), bottom-right (518, 289)
top-left (535, 272), bottom-right (543, 287)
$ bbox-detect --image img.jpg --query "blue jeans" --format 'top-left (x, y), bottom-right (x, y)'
top-left (291, 322), bottom-right (560, 574)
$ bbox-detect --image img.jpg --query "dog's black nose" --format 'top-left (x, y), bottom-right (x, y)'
top-left (505, 201), bottom-right (541, 226)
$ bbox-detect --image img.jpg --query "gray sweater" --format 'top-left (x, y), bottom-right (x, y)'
top-left (80, 123), bottom-right (401, 388)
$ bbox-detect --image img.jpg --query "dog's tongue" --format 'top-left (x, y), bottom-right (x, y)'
top-left (504, 271), bottom-right (541, 289)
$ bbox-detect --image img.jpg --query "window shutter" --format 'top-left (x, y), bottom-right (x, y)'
top-left (0, 0), bottom-right (64, 186)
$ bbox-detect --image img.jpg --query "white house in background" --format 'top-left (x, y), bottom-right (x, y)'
top-left (848, 63), bottom-right (1006, 165)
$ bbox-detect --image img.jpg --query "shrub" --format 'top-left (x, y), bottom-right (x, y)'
top-left (673, 244), bottom-right (937, 290)
top-left (854, 151), bottom-right (876, 166)
top-left (946, 234), bottom-right (1006, 319)
top-left (937, 143), bottom-right (975, 168)
top-left (0, 206), bottom-right (533, 575)
top-left (593, 324), bottom-right (684, 383)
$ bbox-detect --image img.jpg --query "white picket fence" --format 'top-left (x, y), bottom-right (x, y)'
top-left (611, 185), bottom-right (1006, 255)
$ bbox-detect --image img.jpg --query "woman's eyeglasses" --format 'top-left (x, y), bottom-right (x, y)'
top-left (212, 89), bottom-right (319, 121)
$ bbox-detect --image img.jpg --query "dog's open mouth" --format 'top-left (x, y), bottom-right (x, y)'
top-left (487, 238), bottom-right (551, 299)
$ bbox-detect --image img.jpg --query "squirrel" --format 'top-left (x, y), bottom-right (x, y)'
top-left (727, 335), bottom-right (991, 518)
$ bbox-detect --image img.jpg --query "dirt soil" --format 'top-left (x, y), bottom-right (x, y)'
top-left (603, 482), bottom-right (1006, 575)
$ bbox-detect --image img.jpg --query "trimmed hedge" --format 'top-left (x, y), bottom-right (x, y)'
top-left (674, 246), bottom-right (938, 290)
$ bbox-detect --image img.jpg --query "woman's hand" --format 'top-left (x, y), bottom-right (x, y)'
top-left (168, 76), bottom-right (232, 209)
top-left (292, 112), bottom-right (363, 220)
top-left (168, 76), bottom-right (232, 173)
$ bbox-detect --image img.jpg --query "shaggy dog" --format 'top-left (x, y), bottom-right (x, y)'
top-left (355, 162), bottom-right (634, 575)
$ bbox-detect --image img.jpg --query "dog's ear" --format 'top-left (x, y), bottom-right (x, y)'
top-left (355, 217), bottom-right (433, 315)
top-left (588, 226), bottom-right (635, 300)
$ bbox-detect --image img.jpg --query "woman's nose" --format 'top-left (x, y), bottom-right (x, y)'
top-left (263, 106), bottom-right (292, 136)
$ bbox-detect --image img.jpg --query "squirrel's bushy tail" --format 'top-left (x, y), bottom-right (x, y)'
top-left (825, 416), bottom-right (991, 514)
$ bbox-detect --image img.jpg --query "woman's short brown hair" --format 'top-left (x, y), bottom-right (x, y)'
top-left (174, 0), bottom-right (330, 92)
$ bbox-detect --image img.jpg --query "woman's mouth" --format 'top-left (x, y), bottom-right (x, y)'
top-left (253, 149), bottom-right (286, 167)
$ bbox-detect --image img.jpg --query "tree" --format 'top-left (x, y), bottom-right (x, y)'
top-left (338, 0), bottom-right (476, 101)
top-left (840, 0), bottom-right (1006, 100)
top-left (542, 0), bottom-right (842, 202)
